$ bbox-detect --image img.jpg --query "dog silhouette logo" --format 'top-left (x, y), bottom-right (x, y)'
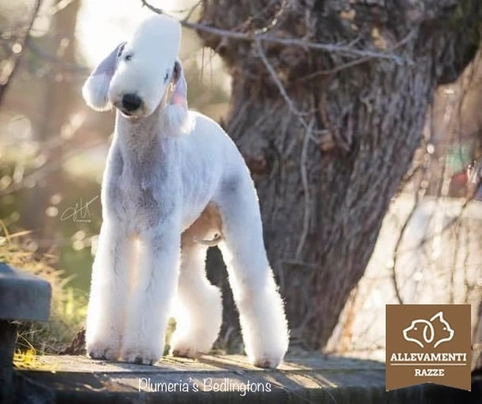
top-left (402, 311), bottom-right (454, 348)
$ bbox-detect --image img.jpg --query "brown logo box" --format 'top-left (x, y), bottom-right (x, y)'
top-left (386, 304), bottom-right (471, 391)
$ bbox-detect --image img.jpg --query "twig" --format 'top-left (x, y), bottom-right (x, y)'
top-left (299, 29), bottom-right (417, 80)
top-left (182, 0), bottom-right (202, 22)
top-left (252, 0), bottom-right (289, 35)
top-left (255, 37), bottom-right (314, 259)
top-left (390, 141), bottom-right (432, 304)
top-left (389, 197), bottom-right (418, 305)
top-left (296, 119), bottom-right (314, 259)
top-left (255, 38), bottom-right (308, 120)
top-left (299, 56), bottom-right (372, 80)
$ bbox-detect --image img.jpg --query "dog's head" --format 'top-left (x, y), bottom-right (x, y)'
top-left (82, 15), bottom-right (190, 134)
top-left (403, 319), bottom-right (433, 348)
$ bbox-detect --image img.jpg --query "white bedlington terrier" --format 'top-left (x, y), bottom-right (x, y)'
top-left (82, 14), bottom-right (289, 368)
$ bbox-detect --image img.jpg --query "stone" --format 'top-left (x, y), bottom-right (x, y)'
top-left (0, 263), bottom-right (51, 322)
top-left (0, 263), bottom-right (52, 403)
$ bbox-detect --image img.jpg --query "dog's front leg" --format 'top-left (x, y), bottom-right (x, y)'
top-left (121, 222), bottom-right (181, 365)
top-left (86, 220), bottom-right (134, 360)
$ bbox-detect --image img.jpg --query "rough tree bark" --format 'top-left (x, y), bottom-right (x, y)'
top-left (198, 0), bottom-right (481, 349)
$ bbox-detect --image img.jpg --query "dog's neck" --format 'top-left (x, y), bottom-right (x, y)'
top-left (114, 101), bottom-right (173, 162)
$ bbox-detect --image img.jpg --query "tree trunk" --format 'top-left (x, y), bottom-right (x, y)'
top-left (199, 0), bottom-right (481, 349)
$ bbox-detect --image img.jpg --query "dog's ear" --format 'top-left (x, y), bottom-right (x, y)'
top-left (163, 59), bottom-right (192, 136)
top-left (82, 42), bottom-right (125, 111)
top-left (171, 60), bottom-right (187, 108)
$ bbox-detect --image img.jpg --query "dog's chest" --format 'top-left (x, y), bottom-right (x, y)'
top-left (120, 170), bottom-right (155, 204)
top-left (110, 166), bottom-right (164, 229)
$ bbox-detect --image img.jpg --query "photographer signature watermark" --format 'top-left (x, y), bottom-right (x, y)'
top-left (60, 196), bottom-right (99, 223)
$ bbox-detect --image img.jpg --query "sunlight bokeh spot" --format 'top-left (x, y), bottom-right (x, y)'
top-left (46, 206), bottom-right (59, 218)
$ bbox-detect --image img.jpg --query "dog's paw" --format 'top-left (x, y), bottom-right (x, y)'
top-left (251, 354), bottom-right (283, 369)
top-left (121, 344), bottom-right (162, 365)
top-left (122, 350), bottom-right (160, 365)
top-left (87, 341), bottom-right (119, 361)
top-left (170, 332), bottom-right (213, 359)
top-left (170, 345), bottom-right (202, 359)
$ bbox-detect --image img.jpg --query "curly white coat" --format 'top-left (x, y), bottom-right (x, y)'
top-left (82, 14), bottom-right (289, 368)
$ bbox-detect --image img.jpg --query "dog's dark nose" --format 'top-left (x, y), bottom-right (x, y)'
top-left (121, 93), bottom-right (142, 112)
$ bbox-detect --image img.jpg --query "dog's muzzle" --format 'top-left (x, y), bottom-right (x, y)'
top-left (120, 93), bottom-right (142, 115)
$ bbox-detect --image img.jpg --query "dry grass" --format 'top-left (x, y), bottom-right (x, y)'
top-left (0, 222), bottom-right (87, 358)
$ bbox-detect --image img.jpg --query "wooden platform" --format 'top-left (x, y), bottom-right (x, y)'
top-left (16, 354), bottom-right (482, 403)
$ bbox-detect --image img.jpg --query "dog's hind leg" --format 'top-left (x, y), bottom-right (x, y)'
top-left (170, 235), bottom-right (222, 358)
top-left (86, 220), bottom-right (134, 361)
top-left (216, 177), bottom-right (289, 368)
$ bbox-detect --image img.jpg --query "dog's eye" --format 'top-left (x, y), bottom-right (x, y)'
top-left (125, 54), bottom-right (132, 62)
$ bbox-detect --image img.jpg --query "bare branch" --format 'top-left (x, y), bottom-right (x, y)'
top-left (255, 38), bottom-right (315, 259)
top-left (140, 0), bottom-right (407, 64)
top-left (296, 118), bottom-right (314, 260)
top-left (255, 38), bottom-right (308, 120)
top-left (182, 0), bottom-right (202, 22)
top-left (389, 198), bottom-right (417, 305)
top-left (299, 29), bottom-right (417, 79)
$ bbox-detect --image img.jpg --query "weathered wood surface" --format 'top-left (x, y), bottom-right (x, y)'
top-left (18, 354), bottom-right (482, 403)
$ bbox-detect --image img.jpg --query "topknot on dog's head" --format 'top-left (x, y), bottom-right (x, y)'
top-left (130, 14), bottom-right (181, 62)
